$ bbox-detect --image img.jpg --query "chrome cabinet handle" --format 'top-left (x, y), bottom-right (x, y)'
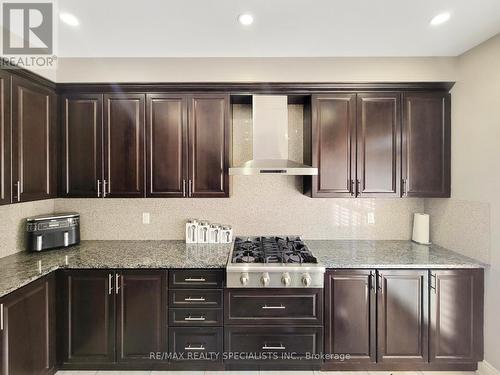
top-left (184, 297), bottom-right (206, 302)
top-left (184, 315), bottom-right (206, 321)
top-left (97, 179), bottom-right (101, 197)
top-left (430, 272), bottom-right (437, 292)
top-left (262, 304), bottom-right (286, 310)
top-left (0, 303), bottom-right (4, 331)
top-left (115, 274), bottom-right (120, 294)
top-left (356, 179), bottom-right (361, 196)
top-left (182, 179), bottom-right (186, 197)
top-left (108, 273), bottom-right (113, 295)
top-left (14, 181), bottom-right (21, 202)
top-left (350, 179), bottom-right (354, 196)
top-left (188, 180), bottom-right (193, 197)
top-left (184, 344), bottom-right (205, 351)
top-left (103, 180), bottom-right (107, 198)
top-left (185, 277), bottom-right (206, 282)
top-left (262, 344), bottom-right (286, 350)
top-left (402, 178), bottom-right (408, 196)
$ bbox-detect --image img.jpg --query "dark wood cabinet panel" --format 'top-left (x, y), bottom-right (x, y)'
top-left (430, 269), bottom-right (484, 363)
top-left (61, 270), bottom-right (115, 365)
top-left (104, 94), bottom-right (145, 197)
top-left (169, 308), bottom-right (223, 326)
top-left (169, 289), bottom-right (223, 308)
top-left (169, 327), bottom-right (223, 362)
top-left (356, 93), bottom-right (401, 197)
top-left (188, 94), bottom-right (229, 197)
top-left (0, 71), bottom-right (10, 206)
top-left (11, 76), bottom-right (56, 202)
top-left (325, 270), bottom-right (376, 363)
top-left (377, 270), bottom-right (428, 364)
top-left (225, 288), bottom-right (323, 325)
top-left (116, 270), bottom-right (166, 363)
top-left (311, 94), bottom-right (356, 197)
top-left (61, 94), bottom-right (103, 197)
top-left (146, 94), bottom-right (187, 197)
top-left (169, 269), bottom-right (225, 289)
top-left (402, 92), bottom-right (451, 197)
top-left (0, 274), bottom-right (55, 375)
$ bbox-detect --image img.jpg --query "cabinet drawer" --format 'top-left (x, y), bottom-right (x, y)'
top-left (169, 308), bottom-right (223, 326)
top-left (225, 326), bottom-right (323, 358)
top-left (225, 288), bottom-right (323, 325)
top-left (169, 327), bottom-right (223, 361)
top-left (169, 269), bottom-right (224, 289)
top-left (169, 289), bottom-right (222, 308)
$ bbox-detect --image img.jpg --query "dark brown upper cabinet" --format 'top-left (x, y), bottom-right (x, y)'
top-left (11, 75), bottom-right (57, 202)
top-left (356, 93), bottom-right (401, 197)
top-left (402, 92), bottom-right (451, 197)
top-left (104, 93), bottom-right (145, 198)
top-left (430, 269), bottom-right (484, 363)
top-left (0, 71), bottom-right (11, 206)
top-left (324, 270), bottom-right (376, 364)
top-left (188, 94), bottom-right (230, 197)
top-left (146, 94), bottom-right (188, 197)
top-left (0, 274), bottom-right (55, 375)
top-left (311, 93), bottom-right (356, 197)
top-left (377, 270), bottom-right (428, 364)
top-left (61, 94), bottom-right (103, 197)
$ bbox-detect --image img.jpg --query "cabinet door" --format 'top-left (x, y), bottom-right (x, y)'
top-left (104, 93), bottom-right (145, 197)
top-left (357, 93), bottom-right (401, 197)
top-left (62, 270), bottom-right (115, 364)
top-left (61, 94), bottom-right (103, 197)
top-left (377, 270), bottom-right (428, 364)
top-left (0, 274), bottom-right (55, 375)
top-left (402, 92), bottom-right (450, 197)
top-left (311, 94), bottom-right (356, 197)
top-left (146, 94), bottom-right (187, 197)
top-left (430, 269), bottom-right (484, 363)
top-left (11, 76), bottom-right (57, 202)
top-left (188, 94), bottom-right (229, 197)
top-left (116, 270), bottom-right (166, 363)
top-left (0, 71), bottom-right (10, 206)
top-left (324, 270), bottom-right (376, 363)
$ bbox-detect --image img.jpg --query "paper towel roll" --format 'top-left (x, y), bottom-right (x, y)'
top-left (412, 213), bottom-right (431, 245)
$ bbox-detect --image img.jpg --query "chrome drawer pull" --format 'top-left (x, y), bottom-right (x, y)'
top-left (184, 297), bottom-right (206, 302)
top-left (184, 315), bottom-right (206, 321)
top-left (262, 344), bottom-right (286, 350)
top-left (184, 277), bottom-right (206, 282)
top-left (262, 304), bottom-right (286, 309)
top-left (184, 344), bottom-right (205, 351)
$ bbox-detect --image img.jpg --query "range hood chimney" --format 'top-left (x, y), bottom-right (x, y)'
top-left (229, 95), bottom-right (318, 176)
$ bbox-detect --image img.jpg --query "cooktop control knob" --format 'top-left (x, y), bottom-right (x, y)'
top-left (281, 272), bottom-right (291, 286)
top-left (240, 272), bottom-right (249, 286)
top-left (261, 272), bottom-right (270, 287)
top-left (302, 273), bottom-right (312, 287)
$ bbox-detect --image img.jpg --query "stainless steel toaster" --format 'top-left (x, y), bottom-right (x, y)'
top-left (26, 212), bottom-right (80, 252)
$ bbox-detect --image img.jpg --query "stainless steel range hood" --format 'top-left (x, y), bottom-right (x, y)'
top-left (229, 95), bottom-right (318, 176)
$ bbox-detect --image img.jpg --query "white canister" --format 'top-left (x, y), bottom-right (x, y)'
top-left (412, 213), bottom-right (431, 245)
top-left (220, 225), bottom-right (233, 244)
top-left (209, 223), bottom-right (221, 244)
top-left (197, 220), bottom-right (210, 244)
top-left (185, 219), bottom-right (198, 244)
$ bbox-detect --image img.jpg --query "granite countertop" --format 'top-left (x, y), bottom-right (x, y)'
top-left (0, 239), bottom-right (485, 299)
top-left (305, 240), bottom-right (486, 269)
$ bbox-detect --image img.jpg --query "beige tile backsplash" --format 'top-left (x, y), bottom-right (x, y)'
top-left (0, 200), bottom-right (55, 258)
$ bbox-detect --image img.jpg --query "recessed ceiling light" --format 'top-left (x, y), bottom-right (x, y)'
top-left (430, 12), bottom-right (450, 26)
top-left (238, 13), bottom-right (254, 26)
top-left (60, 12), bottom-right (80, 27)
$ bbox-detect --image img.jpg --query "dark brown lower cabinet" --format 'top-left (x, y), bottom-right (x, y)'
top-left (61, 270), bottom-right (115, 365)
top-left (60, 270), bottom-right (167, 368)
top-left (430, 269), bottom-right (484, 363)
top-left (377, 270), bottom-right (428, 364)
top-left (116, 270), bottom-right (166, 364)
top-left (0, 274), bottom-right (55, 375)
top-left (324, 270), bottom-right (376, 364)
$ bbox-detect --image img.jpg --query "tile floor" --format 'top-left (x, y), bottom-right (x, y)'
top-left (55, 371), bottom-right (477, 375)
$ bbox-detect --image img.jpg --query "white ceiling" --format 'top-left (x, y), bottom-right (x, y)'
top-left (56, 0), bottom-right (500, 57)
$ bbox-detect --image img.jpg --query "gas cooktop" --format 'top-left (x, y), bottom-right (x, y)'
top-left (226, 236), bottom-right (325, 288)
